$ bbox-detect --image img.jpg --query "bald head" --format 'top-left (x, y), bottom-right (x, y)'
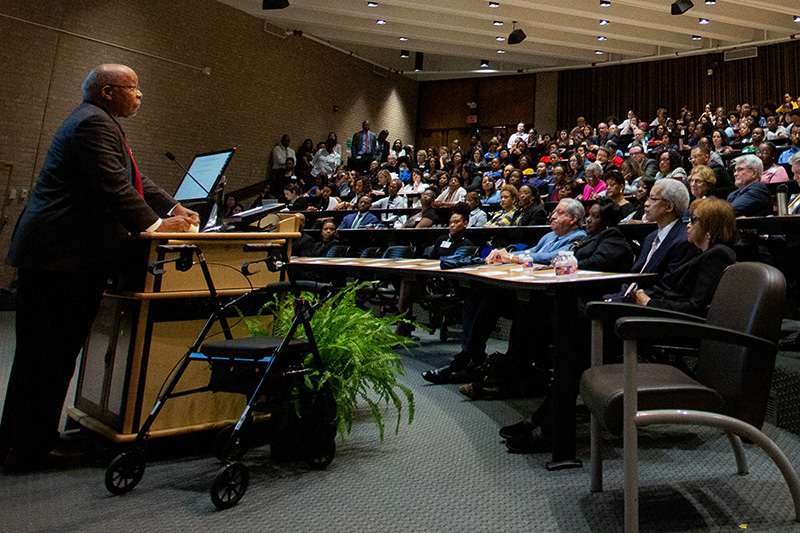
top-left (81, 64), bottom-right (141, 118)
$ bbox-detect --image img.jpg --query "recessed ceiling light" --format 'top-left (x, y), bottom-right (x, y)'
top-left (481, 59), bottom-right (489, 67)
top-left (497, 49), bottom-right (506, 54)
top-left (600, 19), bottom-right (609, 25)
top-left (692, 34), bottom-right (702, 40)
top-left (496, 36), bottom-right (506, 41)
top-left (597, 35), bottom-right (607, 41)
top-left (704, 0), bottom-right (715, 4)
top-left (399, 36), bottom-right (408, 41)
top-left (367, 1), bottom-right (378, 6)
top-left (377, 19), bottom-right (386, 24)
top-left (595, 50), bottom-right (604, 54)
top-left (795, 15), bottom-right (800, 22)
top-left (489, 2), bottom-right (499, 7)
top-left (400, 50), bottom-right (409, 58)
top-left (493, 20), bottom-right (504, 26)
top-left (600, 0), bottom-right (611, 6)
top-left (699, 18), bottom-right (709, 24)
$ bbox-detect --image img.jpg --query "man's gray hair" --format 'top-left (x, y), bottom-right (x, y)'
top-left (788, 152), bottom-right (800, 166)
top-left (81, 65), bottom-right (126, 103)
top-left (585, 162), bottom-right (603, 176)
top-left (655, 178), bottom-right (690, 215)
top-left (560, 198), bottom-right (585, 226)
top-left (735, 154), bottom-right (764, 177)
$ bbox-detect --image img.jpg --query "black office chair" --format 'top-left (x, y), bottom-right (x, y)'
top-left (579, 262), bottom-right (800, 531)
top-left (418, 246), bottom-right (479, 341)
top-left (325, 245), bottom-right (350, 258)
top-left (360, 246), bottom-right (381, 258)
top-left (359, 246), bottom-right (416, 315)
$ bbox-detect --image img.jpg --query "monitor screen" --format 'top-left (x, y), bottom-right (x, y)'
top-left (173, 148), bottom-right (235, 202)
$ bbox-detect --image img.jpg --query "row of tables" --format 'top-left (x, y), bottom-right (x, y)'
top-left (290, 256), bottom-right (649, 470)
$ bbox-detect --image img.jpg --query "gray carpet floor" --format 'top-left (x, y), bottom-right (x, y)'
top-left (2, 314), bottom-right (800, 532)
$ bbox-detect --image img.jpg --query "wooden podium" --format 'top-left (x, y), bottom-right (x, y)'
top-left (66, 216), bottom-right (300, 442)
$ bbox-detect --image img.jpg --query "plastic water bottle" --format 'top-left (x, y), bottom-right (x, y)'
top-left (555, 251), bottom-right (578, 279)
top-left (777, 183), bottom-right (789, 216)
top-left (520, 250), bottom-right (534, 274)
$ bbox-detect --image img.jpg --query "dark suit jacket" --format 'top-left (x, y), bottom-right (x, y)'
top-left (707, 160), bottom-right (732, 189)
top-left (6, 102), bottom-right (175, 273)
top-left (350, 130), bottom-right (377, 160)
top-left (340, 211), bottom-right (379, 229)
top-left (648, 244), bottom-right (736, 316)
top-left (631, 220), bottom-right (699, 276)
top-left (574, 227), bottom-right (634, 272)
top-left (727, 180), bottom-right (773, 217)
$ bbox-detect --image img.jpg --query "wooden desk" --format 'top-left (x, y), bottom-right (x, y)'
top-left (67, 228), bottom-right (300, 442)
top-left (290, 257), bottom-right (649, 469)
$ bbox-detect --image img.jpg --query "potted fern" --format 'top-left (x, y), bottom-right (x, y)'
top-left (245, 281), bottom-right (415, 441)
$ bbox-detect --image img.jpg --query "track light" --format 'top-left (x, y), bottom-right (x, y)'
top-left (670, 0), bottom-right (694, 15)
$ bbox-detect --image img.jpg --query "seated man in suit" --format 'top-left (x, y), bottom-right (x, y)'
top-left (727, 154), bottom-right (773, 217)
top-left (422, 198), bottom-right (587, 384)
top-left (339, 195), bottom-right (379, 229)
top-left (690, 145), bottom-right (732, 189)
top-left (1, 64), bottom-right (199, 473)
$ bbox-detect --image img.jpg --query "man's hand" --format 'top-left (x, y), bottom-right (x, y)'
top-left (630, 289), bottom-right (651, 306)
top-left (171, 204), bottom-right (200, 226)
top-left (486, 248), bottom-right (515, 265)
top-left (156, 216), bottom-right (195, 233)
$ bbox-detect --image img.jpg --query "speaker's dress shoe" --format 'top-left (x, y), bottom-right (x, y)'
top-left (505, 426), bottom-right (551, 454)
top-left (421, 365), bottom-right (456, 384)
top-left (499, 420), bottom-right (535, 440)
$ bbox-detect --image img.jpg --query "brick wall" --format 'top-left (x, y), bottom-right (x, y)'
top-left (0, 0), bottom-right (418, 288)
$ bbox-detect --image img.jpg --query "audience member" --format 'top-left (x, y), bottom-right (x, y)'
top-left (507, 122), bottom-right (529, 149)
top-left (778, 124), bottom-right (800, 164)
top-left (271, 134), bottom-right (295, 179)
top-left (727, 154), bottom-right (773, 216)
top-left (688, 165), bottom-right (716, 203)
top-left (515, 185), bottom-right (547, 226)
top-left (603, 170), bottom-right (637, 218)
top-left (466, 191), bottom-right (488, 228)
top-left (307, 220), bottom-right (340, 257)
top-left (371, 180), bottom-right (408, 227)
top-left (757, 142), bottom-right (789, 184)
top-left (479, 175), bottom-right (501, 205)
top-left (403, 188), bottom-right (439, 228)
top-left (485, 185), bottom-right (520, 227)
top-left (351, 121), bottom-right (377, 173)
top-left (339, 195), bottom-right (379, 229)
top-left (283, 184), bottom-right (309, 211)
top-left (655, 149), bottom-right (687, 182)
top-left (582, 162), bottom-right (606, 201)
top-left (689, 145), bottom-right (731, 188)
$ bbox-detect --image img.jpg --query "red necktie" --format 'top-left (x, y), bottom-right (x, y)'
top-left (118, 125), bottom-right (144, 198)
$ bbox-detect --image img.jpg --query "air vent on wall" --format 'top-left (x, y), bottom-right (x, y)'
top-left (263, 20), bottom-right (288, 39)
top-left (724, 47), bottom-right (757, 62)
top-left (372, 65), bottom-right (389, 78)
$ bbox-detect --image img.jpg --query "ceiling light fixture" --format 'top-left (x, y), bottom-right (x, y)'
top-left (376, 19), bottom-right (386, 24)
top-left (595, 50), bottom-right (604, 54)
top-left (262, 0), bottom-right (289, 9)
top-left (600, 0), bottom-right (611, 6)
top-left (598, 35), bottom-right (607, 41)
top-left (704, 0), bottom-right (715, 4)
top-left (367, 1), bottom-right (378, 6)
top-left (399, 36), bottom-right (408, 41)
top-left (692, 34), bottom-right (702, 40)
top-left (795, 15), bottom-right (800, 22)
top-left (400, 50), bottom-right (409, 58)
top-left (493, 20), bottom-right (503, 26)
top-left (415, 52), bottom-right (423, 71)
top-left (670, 0), bottom-right (694, 15)
top-left (699, 17), bottom-right (709, 24)
top-left (600, 19), bottom-right (609, 25)
top-left (497, 49), bottom-right (506, 54)
top-left (481, 59), bottom-right (489, 67)
top-left (496, 36), bottom-right (506, 41)
top-left (489, 1), bottom-right (499, 7)
top-left (508, 20), bottom-right (526, 44)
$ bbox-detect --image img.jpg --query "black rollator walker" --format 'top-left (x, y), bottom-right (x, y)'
top-left (104, 243), bottom-right (337, 509)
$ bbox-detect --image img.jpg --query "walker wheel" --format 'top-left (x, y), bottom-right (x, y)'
top-left (210, 462), bottom-right (249, 510)
top-left (306, 438), bottom-right (335, 470)
top-left (105, 451), bottom-right (146, 495)
top-left (213, 425), bottom-right (249, 461)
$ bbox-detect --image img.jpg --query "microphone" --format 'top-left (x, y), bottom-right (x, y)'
top-left (165, 152), bottom-right (210, 196)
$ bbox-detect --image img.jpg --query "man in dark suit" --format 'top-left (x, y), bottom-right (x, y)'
top-left (1, 64), bottom-right (199, 473)
top-left (690, 145), bottom-right (732, 189)
top-left (727, 154), bottom-right (773, 217)
top-left (350, 121), bottom-right (377, 174)
top-left (339, 196), bottom-right (379, 229)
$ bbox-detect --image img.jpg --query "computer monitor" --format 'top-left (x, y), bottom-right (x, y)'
top-left (173, 148), bottom-right (235, 202)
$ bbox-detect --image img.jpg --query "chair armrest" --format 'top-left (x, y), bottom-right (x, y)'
top-left (586, 301), bottom-right (706, 324)
top-left (614, 317), bottom-right (777, 354)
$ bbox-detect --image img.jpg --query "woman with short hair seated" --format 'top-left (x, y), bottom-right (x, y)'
top-left (307, 220), bottom-right (340, 257)
top-left (572, 197), bottom-right (634, 272)
top-left (627, 197), bottom-right (737, 316)
top-left (688, 165), bottom-right (716, 202)
top-left (603, 170), bottom-right (637, 218)
top-left (403, 188), bottom-right (440, 228)
top-left (515, 185), bottom-right (547, 226)
top-left (484, 184), bottom-right (520, 227)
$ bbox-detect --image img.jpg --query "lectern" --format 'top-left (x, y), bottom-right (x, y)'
top-left (67, 215), bottom-right (300, 442)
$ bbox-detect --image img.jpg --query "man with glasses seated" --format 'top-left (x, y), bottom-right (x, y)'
top-left (727, 154), bottom-right (773, 217)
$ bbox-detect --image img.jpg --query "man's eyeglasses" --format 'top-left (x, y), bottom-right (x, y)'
top-left (110, 85), bottom-right (140, 92)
